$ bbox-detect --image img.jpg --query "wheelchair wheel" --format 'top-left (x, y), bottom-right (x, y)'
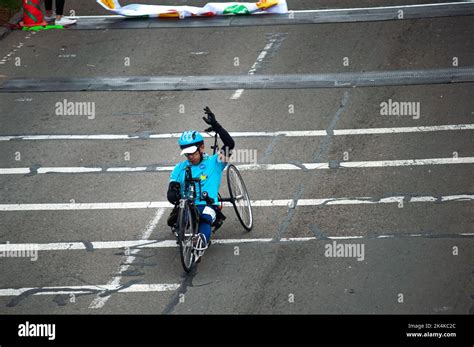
top-left (227, 164), bottom-right (253, 231)
top-left (177, 200), bottom-right (197, 273)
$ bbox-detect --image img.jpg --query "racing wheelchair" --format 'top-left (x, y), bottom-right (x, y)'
top-left (171, 129), bottom-right (253, 273)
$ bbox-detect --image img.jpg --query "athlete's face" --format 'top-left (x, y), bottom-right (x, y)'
top-left (186, 144), bottom-right (205, 165)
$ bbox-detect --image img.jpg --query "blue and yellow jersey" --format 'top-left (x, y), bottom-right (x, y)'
top-left (170, 153), bottom-right (227, 206)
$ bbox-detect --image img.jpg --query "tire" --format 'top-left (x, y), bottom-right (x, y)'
top-left (177, 200), bottom-right (197, 273)
top-left (227, 164), bottom-right (253, 231)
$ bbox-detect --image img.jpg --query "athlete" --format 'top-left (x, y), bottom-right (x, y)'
top-left (166, 107), bottom-right (235, 254)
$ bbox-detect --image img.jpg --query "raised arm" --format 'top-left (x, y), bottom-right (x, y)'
top-left (202, 106), bottom-right (235, 161)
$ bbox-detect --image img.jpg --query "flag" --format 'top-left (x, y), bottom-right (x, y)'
top-left (97, 0), bottom-right (288, 18)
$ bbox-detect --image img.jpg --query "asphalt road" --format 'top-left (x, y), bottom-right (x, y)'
top-left (0, 0), bottom-right (473, 317)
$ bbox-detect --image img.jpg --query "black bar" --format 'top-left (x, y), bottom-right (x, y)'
top-left (0, 315), bottom-right (472, 345)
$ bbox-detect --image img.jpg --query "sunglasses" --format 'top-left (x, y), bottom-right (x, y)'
top-left (184, 149), bottom-right (199, 157)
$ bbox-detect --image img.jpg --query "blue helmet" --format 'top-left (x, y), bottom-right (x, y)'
top-left (178, 130), bottom-right (204, 155)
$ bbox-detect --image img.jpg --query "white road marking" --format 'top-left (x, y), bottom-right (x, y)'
top-left (0, 240), bottom-right (177, 251)
top-left (230, 89), bottom-right (244, 100)
top-left (2, 232), bottom-right (472, 254)
top-left (333, 124), bottom-right (474, 135)
top-left (0, 202), bottom-right (171, 211)
top-left (106, 167), bottom-right (154, 172)
top-left (231, 37), bottom-right (276, 99)
top-left (336, 157), bottom-right (473, 168)
top-left (0, 38), bottom-right (27, 65)
top-left (1, 124), bottom-right (472, 141)
top-left (1, 157), bottom-right (472, 175)
top-left (37, 167), bottom-right (103, 174)
top-left (248, 50), bottom-right (268, 74)
top-left (0, 283), bottom-right (180, 297)
top-left (88, 208), bottom-right (165, 309)
top-left (0, 194), bottom-right (472, 211)
top-left (0, 168), bottom-right (30, 174)
top-left (292, 2), bottom-right (471, 13)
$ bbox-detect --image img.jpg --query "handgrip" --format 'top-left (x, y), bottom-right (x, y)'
top-left (201, 191), bottom-right (215, 205)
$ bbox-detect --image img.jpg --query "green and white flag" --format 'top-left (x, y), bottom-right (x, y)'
top-left (97, 0), bottom-right (288, 18)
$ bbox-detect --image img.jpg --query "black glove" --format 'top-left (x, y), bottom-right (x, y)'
top-left (202, 106), bottom-right (235, 153)
top-left (202, 106), bottom-right (221, 130)
top-left (167, 182), bottom-right (181, 205)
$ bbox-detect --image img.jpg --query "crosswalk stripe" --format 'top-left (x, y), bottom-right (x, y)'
top-left (0, 283), bottom-right (180, 297)
top-left (0, 124), bottom-right (472, 141)
top-left (0, 194), bottom-right (472, 211)
top-left (0, 157), bottom-right (472, 175)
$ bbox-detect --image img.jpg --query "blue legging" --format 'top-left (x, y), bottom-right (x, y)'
top-left (197, 205), bottom-right (217, 244)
